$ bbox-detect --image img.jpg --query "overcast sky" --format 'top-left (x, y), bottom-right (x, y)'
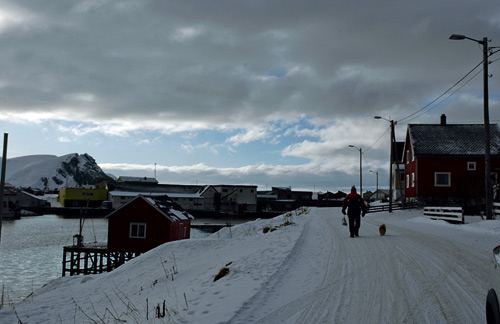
top-left (0, 0), bottom-right (499, 193)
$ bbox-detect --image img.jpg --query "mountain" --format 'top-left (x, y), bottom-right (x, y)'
top-left (4, 153), bottom-right (114, 191)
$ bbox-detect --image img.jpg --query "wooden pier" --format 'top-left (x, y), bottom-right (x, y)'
top-left (62, 245), bottom-right (140, 276)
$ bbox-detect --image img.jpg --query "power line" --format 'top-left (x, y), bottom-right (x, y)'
top-left (398, 47), bottom-right (500, 125)
top-left (402, 68), bottom-right (483, 124)
top-left (364, 126), bottom-right (390, 153)
top-left (398, 60), bottom-right (483, 124)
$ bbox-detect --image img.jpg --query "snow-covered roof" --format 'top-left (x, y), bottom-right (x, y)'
top-left (144, 196), bottom-right (194, 221)
top-left (117, 176), bottom-right (159, 184)
top-left (408, 123), bottom-right (500, 156)
top-left (109, 190), bottom-right (202, 199)
top-left (107, 195), bottom-right (194, 221)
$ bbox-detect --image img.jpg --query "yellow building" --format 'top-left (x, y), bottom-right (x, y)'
top-left (58, 187), bottom-right (108, 208)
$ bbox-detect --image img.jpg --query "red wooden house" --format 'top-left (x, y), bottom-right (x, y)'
top-left (107, 195), bottom-right (194, 253)
top-left (403, 114), bottom-right (500, 207)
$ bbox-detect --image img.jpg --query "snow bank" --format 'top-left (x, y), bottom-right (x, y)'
top-left (0, 209), bottom-right (309, 323)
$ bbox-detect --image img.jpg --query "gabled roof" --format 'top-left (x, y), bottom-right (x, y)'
top-left (408, 123), bottom-right (500, 156)
top-left (107, 195), bottom-right (194, 221)
top-left (117, 176), bottom-right (159, 184)
top-left (144, 196), bottom-right (194, 221)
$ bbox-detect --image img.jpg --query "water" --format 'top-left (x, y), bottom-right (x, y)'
top-left (0, 215), bottom-right (211, 303)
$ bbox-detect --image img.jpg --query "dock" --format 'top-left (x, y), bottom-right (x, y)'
top-left (62, 245), bottom-right (140, 276)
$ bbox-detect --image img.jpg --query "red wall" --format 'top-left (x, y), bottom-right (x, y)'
top-left (405, 155), bottom-right (500, 200)
top-left (107, 198), bottom-right (190, 253)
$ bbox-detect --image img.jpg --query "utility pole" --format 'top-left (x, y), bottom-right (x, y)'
top-left (0, 133), bottom-right (8, 244)
top-left (348, 145), bottom-right (363, 196)
top-left (389, 121), bottom-right (394, 213)
top-left (370, 170), bottom-right (379, 199)
top-left (359, 147), bottom-right (363, 196)
top-left (482, 37), bottom-right (494, 220)
top-left (449, 34), bottom-right (494, 219)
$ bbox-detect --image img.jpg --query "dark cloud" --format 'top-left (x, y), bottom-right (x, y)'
top-left (1, 0), bottom-right (500, 190)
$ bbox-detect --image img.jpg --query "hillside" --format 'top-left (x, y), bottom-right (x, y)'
top-left (4, 153), bottom-right (114, 191)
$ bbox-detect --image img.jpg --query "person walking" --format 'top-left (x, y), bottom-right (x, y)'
top-left (342, 186), bottom-right (367, 237)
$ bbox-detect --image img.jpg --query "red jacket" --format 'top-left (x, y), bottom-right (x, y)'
top-left (342, 191), bottom-right (367, 216)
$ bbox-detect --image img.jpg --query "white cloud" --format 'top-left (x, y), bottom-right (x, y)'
top-left (226, 126), bottom-right (270, 146)
top-left (57, 136), bottom-right (71, 143)
top-left (170, 26), bottom-right (204, 42)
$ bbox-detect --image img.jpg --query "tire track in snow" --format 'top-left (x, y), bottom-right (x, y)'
top-left (227, 208), bottom-right (489, 323)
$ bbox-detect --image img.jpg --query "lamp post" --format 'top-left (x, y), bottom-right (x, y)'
top-left (370, 170), bottom-right (379, 200)
top-left (349, 145), bottom-right (363, 196)
top-left (449, 34), bottom-right (493, 219)
top-left (374, 116), bottom-right (395, 212)
top-left (0, 133), bottom-right (8, 245)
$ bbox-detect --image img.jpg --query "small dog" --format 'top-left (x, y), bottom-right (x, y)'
top-left (379, 224), bottom-right (386, 236)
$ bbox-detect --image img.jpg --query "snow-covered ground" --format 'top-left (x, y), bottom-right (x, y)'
top-left (1, 207), bottom-right (498, 323)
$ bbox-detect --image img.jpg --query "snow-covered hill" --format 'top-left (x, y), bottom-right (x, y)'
top-left (4, 153), bottom-right (113, 191)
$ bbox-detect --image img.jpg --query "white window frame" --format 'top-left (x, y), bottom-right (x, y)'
top-left (130, 223), bottom-right (147, 239)
top-left (406, 150), bottom-right (410, 164)
top-left (434, 172), bottom-right (451, 187)
top-left (411, 172), bottom-right (415, 188)
top-left (467, 162), bottom-right (476, 171)
top-left (406, 174), bottom-right (409, 188)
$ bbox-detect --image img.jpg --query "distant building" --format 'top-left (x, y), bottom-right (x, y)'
top-left (318, 191), bottom-right (346, 200)
top-left (392, 141), bottom-right (405, 202)
top-left (2, 184), bottom-right (19, 219)
top-left (117, 176), bottom-right (159, 185)
top-left (58, 187), bottom-right (108, 207)
top-left (108, 181), bottom-right (257, 215)
top-left (212, 185), bottom-right (257, 213)
top-left (366, 189), bottom-right (390, 202)
top-left (257, 187), bottom-right (313, 212)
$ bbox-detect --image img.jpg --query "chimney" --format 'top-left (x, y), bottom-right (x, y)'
top-left (440, 114), bottom-right (446, 125)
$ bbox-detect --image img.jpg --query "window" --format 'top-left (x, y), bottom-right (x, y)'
top-left (412, 172), bottom-right (415, 187)
top-left (406, 150), bottom-right (410, 164)
top-left (467, 162), bottom-right (476, 171)
top-left (492, 172), bottom-right (498, 185)
top-left (179, 223), bottom-right (187, 237)
top-left (406, 174), bottom-right (409, 188)
top-left (130, 223), bottom-right (146, 238)
top-left (435, 172), bottom-right (451, 187)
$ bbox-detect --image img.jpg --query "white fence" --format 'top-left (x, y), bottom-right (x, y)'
top-left (423, 206), bottom-right (464, 224)
top-left (494, 202), bottom-right (500, 218)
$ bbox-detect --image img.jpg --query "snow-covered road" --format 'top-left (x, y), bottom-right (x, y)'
top-left (1, 207), bottom-right (498, 324)
top-left (229, 208), bottom-right (494, 323)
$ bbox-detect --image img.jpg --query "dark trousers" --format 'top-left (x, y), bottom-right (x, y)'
top-left (348, 214), bottom-right (361, 236)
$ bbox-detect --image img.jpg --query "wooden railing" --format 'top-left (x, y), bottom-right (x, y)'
top-left (366, 202), bottom-right (418, 214)
top-left (494, 202), bottom-right (500, 218)
top-left (423, 206), bottom-right (464, 224)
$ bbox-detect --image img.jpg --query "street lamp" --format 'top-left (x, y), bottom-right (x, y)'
top-left (370, 170), bottom-right (379, 200)
top-left (449, 34), bottom-right (493, 219)
top-left (374, 116), bottom-right (396, 212)
top-left (348, 145), bottom-right (363, 196)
